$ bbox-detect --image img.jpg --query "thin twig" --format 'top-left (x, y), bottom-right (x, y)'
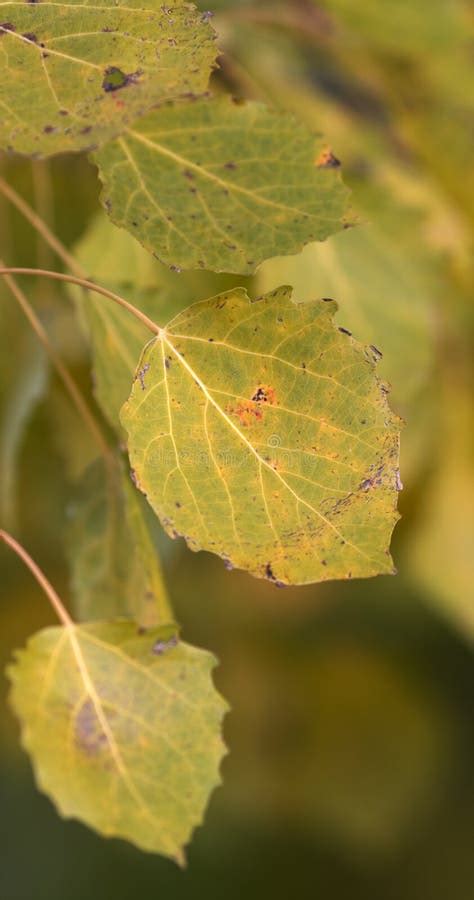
top-left (0, 264), bottom-right (113, 463)
top-left (0, 175), bottom-right (82, 276)
top-left (1, 529), bottom-right (73, 627)
top-left (31, 161), bottom-right (56, 274)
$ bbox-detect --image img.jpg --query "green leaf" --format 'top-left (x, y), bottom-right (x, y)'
top-left (94, 95), bottom-right (351, 274)
top-left (68, 459), bottom-right (171, 628)
top-left (71, 212), bottom-right (252, 428)
top-left (8, 621), bottom-right (227, 863)
top-left (409, 386), bottom-right (474, 639)
top-left (121, 286), bottom-right (401, 585)
top-left (257, 215), bottom-right (436, 413)
top-left (0, 1), bottom-right (217, 156)
top-left (76, 288), bottom-right (151, 430)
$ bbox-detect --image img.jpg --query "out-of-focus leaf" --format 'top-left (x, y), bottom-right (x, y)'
top-left (0, 1), bottom-right (217, 156)
top-left (94, 95), bottom-right (351, 274)
top-left (257, 215), bottom-right (435, 414)
top-left (315, 0), bottom-right (474, 215)
top-left (317, 0), bottom-right (464, 57)
top-left (76, 290), bottom-right (151, 430)
top-left (0, 336), bottom-right (48, 529)
top-left (46, 382), bottom-right (98, 480)
top-left (121, 286), bottom-right (401, 585)
top-left (409, 385), bottom-right (474, 639)
top-left (67, 458), bottom-right (170, 627)
top-left (8, 621), bottom-right (227, 862)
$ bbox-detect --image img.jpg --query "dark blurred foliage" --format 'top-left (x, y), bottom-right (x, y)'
top-left (0, 1), bottom-right (473, 898)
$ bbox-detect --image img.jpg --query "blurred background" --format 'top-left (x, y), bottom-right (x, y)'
top-left (1, 1), bottom-right (473, 898)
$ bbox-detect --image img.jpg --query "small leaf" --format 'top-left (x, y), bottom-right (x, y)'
top-left (121, 286), bottom-right (401, 585)
top-left (0, 1), bottom-right (217, 156)
top-left (68, 459), bottom-right (171, 628)
top-left (94, 95), bottom-right (351, 274)
top-left (8, 621), bottom-right (227, 862)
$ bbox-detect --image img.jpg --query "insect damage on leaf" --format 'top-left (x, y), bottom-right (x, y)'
top-left (8, 621), bottom-right (228, 863)
top-left (120, 286), bottom-right (402, 586)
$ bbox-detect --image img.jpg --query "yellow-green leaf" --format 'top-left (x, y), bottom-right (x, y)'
top-left (8, 621), bottom-right (227, 863)
top-left (121, 286), bottom-right (401, 585)
top-left (409, 385), bottom-right (474, 639)
top-left (0, 1), bottom-right (217, 156)
top-left (257, 217), bottom-right (436, 414)
top-left (94, 95), bottom-right (351, 274)
top-left (68, 459), bottom-right (171, 628)
top-left (72, 212), bottom-right (250, 428)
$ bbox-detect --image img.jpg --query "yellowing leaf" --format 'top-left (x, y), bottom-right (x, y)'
top-left (72, 212), bottom-right (250, 429)
top-left (68, 459), bottom-right (171, 628)
top-left (94, 95), bottom-right (351, 274)
top-left (8, 621), bottom-right (227, 863)
top-left (121, 286), bottom-right (401, 585)
top-left (0, 1), bottom-right (217, 156)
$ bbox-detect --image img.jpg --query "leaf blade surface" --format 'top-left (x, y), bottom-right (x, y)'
top-left (95, 96), bottom-right (351, 274)
top-left (121, 286), bottom-right (401, 584)
top-left (8, 621), bottom-right (227, 862)
top-left (0, 1), bottom-right (217, 155)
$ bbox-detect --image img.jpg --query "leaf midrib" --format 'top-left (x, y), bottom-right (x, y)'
top-left (125, 128), bottom-right (343, 223)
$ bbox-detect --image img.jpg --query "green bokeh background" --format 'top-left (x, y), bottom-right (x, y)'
top-left (1, 1), bottom-right (473, 897)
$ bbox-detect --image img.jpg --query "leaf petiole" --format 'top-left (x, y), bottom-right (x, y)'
top-left (0, 529), bottom-right (73, 628)
top-left (0, 267), bottom-right (160, 335)
top-left (0, 263), bottom-right (113, 464)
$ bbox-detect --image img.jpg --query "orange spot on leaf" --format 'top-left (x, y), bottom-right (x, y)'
top-left (315, 148), bottom-right (341, 168)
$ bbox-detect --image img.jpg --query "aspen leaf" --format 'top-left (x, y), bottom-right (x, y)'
top-left (0, 0), bottom-right (217, 156)
top-left (257, 217), bottom-right (435, 412)
top-left (121, 286), bottom-right (401, 585)
top-left (8, 621), bottom-right (227, 863)
top-left (67, 459), bottom-right (171, 628)
top-left (409, 387), bottom-right (474, 639)
top-left (71, 213), bottom-right (251, 428)
top-left (94, 95), bottom-right (351, 274)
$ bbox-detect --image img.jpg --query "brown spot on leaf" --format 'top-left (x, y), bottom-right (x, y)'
top-left (152, 635), bottom-right (178, 656)
top-left (227, 400), bottom-right (263, 427)
top-left (369, 344), bottom-right (383, 360)
top-left (251, 384), bottom-right (276, 405)
top-left (136, 362), bottom-right (150, 390)
top-left (75, 699), bottom-right (107, 756)
top-left (315, 148), bottom-right (341, 168)
top-left (264, 562), bottom-right (285, 588)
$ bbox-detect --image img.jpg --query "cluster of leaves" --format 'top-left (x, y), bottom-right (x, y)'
top-left (7, 0), bottom-right (465, 866)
